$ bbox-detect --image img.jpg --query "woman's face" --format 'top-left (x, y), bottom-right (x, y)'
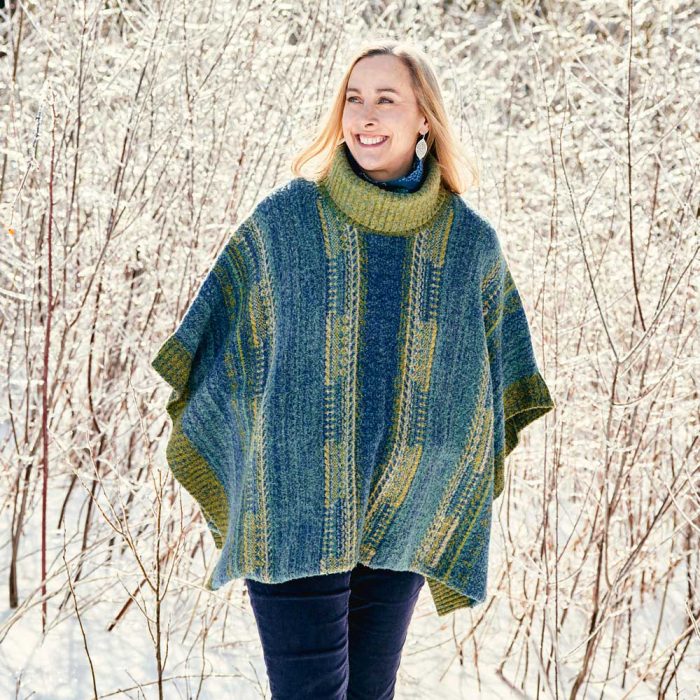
top-left (342, 54), bottom-right (429, 182)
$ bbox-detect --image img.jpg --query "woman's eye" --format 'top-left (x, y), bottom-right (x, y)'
top-left (346, 97), bottom-right (393, 104)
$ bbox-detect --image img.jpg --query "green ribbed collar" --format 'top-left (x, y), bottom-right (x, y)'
top-left (319, 142), bottom-right (450, 235)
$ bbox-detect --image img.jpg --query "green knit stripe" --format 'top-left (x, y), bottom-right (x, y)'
top-left (427, 577), bottom-right (479, 616)
top-left (167, 415), bottom-right (230, 549)
top-left (319, 142), bottom-right (451, 234)
top-left (494, 371), bottom-right (555, 498)
top-left (151, 335), bottom-right (229, 549)
top-left (504, 372), bottom-right (554, 454)
top-left (234, 216), bottom-right (274, 579)
top-left (316, 193), bottom-right (362, 572)
top-left (151, 333), bottom-right (191, 407)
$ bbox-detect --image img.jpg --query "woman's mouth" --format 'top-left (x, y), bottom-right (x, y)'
top-left (356, 134), bottom-right (389, 148)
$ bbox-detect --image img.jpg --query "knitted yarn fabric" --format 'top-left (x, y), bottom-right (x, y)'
top-left (151, 142), bottom-right (555, 616)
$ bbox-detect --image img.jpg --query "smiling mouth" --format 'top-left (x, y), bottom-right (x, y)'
top-left (356, 134), bottom-right (389, 147)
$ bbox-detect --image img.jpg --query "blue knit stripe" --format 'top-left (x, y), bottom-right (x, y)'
top-left (354, 232), bottom-right (411, 519)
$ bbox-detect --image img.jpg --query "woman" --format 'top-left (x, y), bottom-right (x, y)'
top-left (152, 40), bottom-right (555, 700)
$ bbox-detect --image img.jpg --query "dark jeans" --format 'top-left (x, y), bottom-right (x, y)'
top-left (244, 562), bottom-right (426, 700)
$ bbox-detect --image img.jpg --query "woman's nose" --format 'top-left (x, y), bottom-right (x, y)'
top-left (358, 103), bottom-right (379, 120)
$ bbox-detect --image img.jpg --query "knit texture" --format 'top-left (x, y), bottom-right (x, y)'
top-left (151, 141), bottom-right (555, 616)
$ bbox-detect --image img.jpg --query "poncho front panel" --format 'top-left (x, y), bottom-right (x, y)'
top-left (151, 145), bottom-right (555, 616)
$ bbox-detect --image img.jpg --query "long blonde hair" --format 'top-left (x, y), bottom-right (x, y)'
top-left (291, 39), bottom-right (479, 195)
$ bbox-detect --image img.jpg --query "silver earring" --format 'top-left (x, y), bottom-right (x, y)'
top-left (415, 132), bottom-right (428, 160)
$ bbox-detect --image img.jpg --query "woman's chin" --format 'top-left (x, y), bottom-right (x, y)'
top-left (352, 149), bottom-right (389, 166)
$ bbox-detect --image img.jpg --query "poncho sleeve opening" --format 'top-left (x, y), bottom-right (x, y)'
top-left (150, 234), bottom-right (249, 550)
top-left (482, 236), bottom-right (555, 500)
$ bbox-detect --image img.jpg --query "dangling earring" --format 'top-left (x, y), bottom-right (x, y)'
top-left (415, 131), bottom-right (428, 160)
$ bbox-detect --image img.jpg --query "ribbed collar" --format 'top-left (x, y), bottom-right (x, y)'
top-left (319, 141), bottom-right (449, 234)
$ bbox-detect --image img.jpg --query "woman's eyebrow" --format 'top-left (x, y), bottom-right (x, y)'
top-left (346, 86), bottom-right (400, 94)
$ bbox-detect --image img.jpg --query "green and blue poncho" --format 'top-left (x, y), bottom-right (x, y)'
top-left (150, 141), bottom-right (555, 616)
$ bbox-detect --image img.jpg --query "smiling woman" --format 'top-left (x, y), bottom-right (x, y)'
top-left (152, 37), bottom-right (554, 700)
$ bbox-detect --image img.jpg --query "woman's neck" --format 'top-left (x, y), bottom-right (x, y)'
top-left (343, 143), bottom-right (426, 194)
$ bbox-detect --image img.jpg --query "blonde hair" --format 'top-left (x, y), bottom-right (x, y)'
top-left (291, 39), bottom-right (479, 195)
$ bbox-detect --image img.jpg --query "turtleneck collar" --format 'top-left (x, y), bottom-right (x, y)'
top-left (344, 143), bottom-right (425, 193)
top-left (319, 141), bottom-right (449, 235)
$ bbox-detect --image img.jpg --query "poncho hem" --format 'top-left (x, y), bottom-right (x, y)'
top-left (495, 371), bottom-right (555, 498)
top-left (202, 556), bottom-right (485, 617)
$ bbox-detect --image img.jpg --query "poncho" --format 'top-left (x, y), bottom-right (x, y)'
top-left (150, 141), bottom-right (555, 616)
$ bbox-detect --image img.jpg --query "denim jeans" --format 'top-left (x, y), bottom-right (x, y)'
top-left (244, 562), bottom-right (426, 700)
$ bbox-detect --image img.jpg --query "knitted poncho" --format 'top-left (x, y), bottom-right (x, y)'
top-left (150, 141), bottom-right (555, 616)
